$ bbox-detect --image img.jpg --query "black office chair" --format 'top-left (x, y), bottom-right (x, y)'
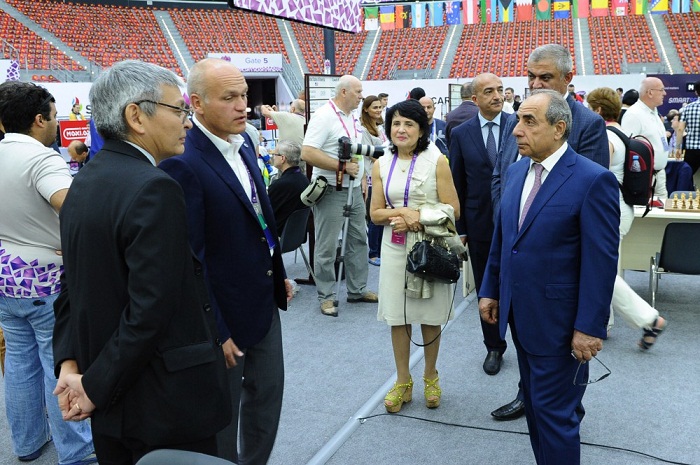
top-left (279, 208), bottom-right (315, 281)
top-left (649, 222), bottom-right (700, 307)
top-left (136, 449), bottom-right (234, 465)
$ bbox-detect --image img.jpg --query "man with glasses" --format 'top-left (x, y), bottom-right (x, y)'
top-left (53, 60), bottom-right (230, 463)
top-left (479, 90), bottom-right (619, 465)
top-left (160, 58), bottom-right (291, 465)
top-left (621, 77), bottom-right (670, 199)
top-left (268, 140), bottom-right (309, 233)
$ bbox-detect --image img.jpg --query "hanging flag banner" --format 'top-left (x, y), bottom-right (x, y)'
top-left (553, 0), bottom-right (571, 17)
top-left (429, 2), bottom-right (445, 25)
top-left (481, 0), bottom-right (493, 22)
top-left (403, 5), bottom-right (412, 27)
top-left (681, 0), bottom-right (690, 11)
top-left (612, 0), bottom-right (629, 15)
top-left (364, 7), bottom-right (379, 30)
top-left (447, 1), bottom-right (462, 24)
top-left (413, 2), bottom-right (426, 27)
top-left (650, 0), bottom-right (669, 12)
top-left (692, 0), bottom-right (700, 11)
top-left (535, 0), bottom-right (551, 19)
top-left (463, 0), bottom-right (479, 23)
top-left (671, 0), bottom-right (680, 12)
top-left (573, 0), bottom-right (590, 16)
top-left (633, 0), bottom-right (648, 13)
top-left (491, 0), bottom-right (499, 21)
top-left (380, 5), bottom-right (395, 29)
top-left (591, 0), bottom-right (609, 15)
top-left (516, 0), bottom-right (535, 19)
top-left (395, 5), bottom-right (404, 28)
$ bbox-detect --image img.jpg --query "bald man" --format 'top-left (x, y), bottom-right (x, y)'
top-left (419, 96), bottom-right (448, 155)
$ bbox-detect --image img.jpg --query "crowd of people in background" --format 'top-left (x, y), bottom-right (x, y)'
top-left (1, 43), bottom-right (699, 465)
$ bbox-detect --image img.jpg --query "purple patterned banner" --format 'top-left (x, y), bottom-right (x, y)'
top-left (230, 0), bottom-right (362, 33)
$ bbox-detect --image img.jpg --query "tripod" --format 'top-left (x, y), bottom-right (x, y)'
top-left (333, 173), bottom-right (356, 312)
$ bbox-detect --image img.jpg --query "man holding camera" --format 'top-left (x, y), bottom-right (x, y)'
top-left (302, 75), bottom-right (378, 317)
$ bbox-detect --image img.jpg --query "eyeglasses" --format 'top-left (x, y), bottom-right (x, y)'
top-left (135, 100), bottom-right (192, 123)
top-left (650, 88), bottom-right (666, 92)
top-left (572, 355), bottom-right (611, 386)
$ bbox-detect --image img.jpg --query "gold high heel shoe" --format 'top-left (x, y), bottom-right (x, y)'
top-left (423, 372), bottom-right (441, 409)
top-left (384, 377), bottom-right (413, 413)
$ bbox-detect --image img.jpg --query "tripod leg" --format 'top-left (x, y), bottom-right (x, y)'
top-left (333, 178), bottom-right (355, 310)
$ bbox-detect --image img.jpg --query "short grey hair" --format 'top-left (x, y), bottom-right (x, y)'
top-left (335, 75), bottom-right (359, 95)
top-left (90, 60), bottom-right (183, 141)
top-left (530, 89), bottom-right (572, 140)
top-left (528, 44), bottom-right (573, 76)
top-left (277, 140), bottom-right (302, 167)
top-left (461, 81), bottom-right (474, 99)
top-left (291, 99), bottom-right (305, 114)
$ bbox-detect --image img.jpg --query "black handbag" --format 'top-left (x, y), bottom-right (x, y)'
top-left (406, 239), bottom-right (460, 284)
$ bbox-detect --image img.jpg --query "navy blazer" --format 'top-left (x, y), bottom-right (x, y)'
top-left (160, 125), bottom-right (287, 349)
top-left (430, 118), bottom-right (448, 155)
top-left (450, 112), bottom-right (513, 242)
top-left (492, 94), bottom-right (609, 217)
top-left (445, 100), bottom-right (480, 147)
top-left (480, 146), bottom-right (619, 355)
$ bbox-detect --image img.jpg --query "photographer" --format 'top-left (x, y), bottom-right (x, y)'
top-left (301, 75), bottom-right (378, 317)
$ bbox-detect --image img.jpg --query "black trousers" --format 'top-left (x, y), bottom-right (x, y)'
top-left (92, 432), bottom-right (217, 465)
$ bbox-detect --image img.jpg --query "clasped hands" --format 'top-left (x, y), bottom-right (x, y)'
top-left (389, 208), bottom-right (421, 233)
top-left (54, 371), bottom-right (95, 422)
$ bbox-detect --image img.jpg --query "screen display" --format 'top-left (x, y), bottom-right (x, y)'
top-left (228, 0), bottom-right (362, 33)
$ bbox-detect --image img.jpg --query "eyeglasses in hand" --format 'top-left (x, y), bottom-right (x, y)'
top-left (572, 355), bottom-right (611, 386)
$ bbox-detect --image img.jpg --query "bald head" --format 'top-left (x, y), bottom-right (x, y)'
top-left (472, 73), bottom-right (504, 119)
top-left (188, 58), bottom-right (245, 101)
top-left (639, 77), bottom-right (666, 109)
top-left (291, 99), bottom-right (305, 115)
top-left (419, 96), bottom-right (435, 123)
top-left (333, 75), bottom-right (363, 113)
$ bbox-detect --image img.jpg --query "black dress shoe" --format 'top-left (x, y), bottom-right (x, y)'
top-left (483, 351), bottom-right (503, 375)
top-left (491, 398), bottom-right (525, 421)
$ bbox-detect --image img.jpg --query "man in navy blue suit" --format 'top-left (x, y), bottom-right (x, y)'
top-left (490, 44), bottom-right (610, 421)
top-left (160, 58), bottom-right (292, 465)
top-left (450, 73), bottom-right (513, 376)
top-left (480, 90), bottom-right (619, 464)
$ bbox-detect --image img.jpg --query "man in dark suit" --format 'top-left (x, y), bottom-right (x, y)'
top-left (268, 140), bottom-right (309, 233)
top-left (480, 90), bottom-right (619, 464)
top-left (445, 81), bottom-right (479, 147)
top-left (419, 96), bottom-right (448, 155)
top-left (450, 73), bottom-right (513, 376)
top-left (489, 45), bottom-right (610, 421)
top-left (53, 60), bottom-right (231, 464)
top-left (159, 58), bottom-right (291, 465)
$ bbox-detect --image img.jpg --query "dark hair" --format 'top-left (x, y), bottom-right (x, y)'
top-left (378, 93), bottom-right (389, 99)
top-left (360, 95), bottom-right (382, 137)
top-left (622, 89), bottom-right (639, 106)
top-left (385, 99), bottom-right (430, 155)
top-left (0, 81), bottom-right (54, 134)
top-left (695, 80), bottom-right (700, 96)
top-left (408, 87), bottom-right (426, 100)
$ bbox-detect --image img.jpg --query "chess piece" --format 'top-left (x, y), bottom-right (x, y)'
top-left (672, 193), bottom-right (679, 209)
top-left (681, 193), bottom-right (687, 209)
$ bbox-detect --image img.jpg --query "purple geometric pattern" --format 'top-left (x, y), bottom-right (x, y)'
top-left (232, 0), bottom-right (362, 33)
top-left (0, 240), bottom-right (62, 298)
top-left (5, 60), bottom-right (20, 81)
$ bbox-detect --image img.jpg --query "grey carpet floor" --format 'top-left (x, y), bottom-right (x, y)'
top-left (2, 249), bottom-right (698, 465)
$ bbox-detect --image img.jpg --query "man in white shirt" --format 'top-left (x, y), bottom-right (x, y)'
top-left (621, 77), bottom-right (669, 199)
top-left (302, 75), bottom-right (378, 316)
top-left (260, 99), bottom-right (305, 146)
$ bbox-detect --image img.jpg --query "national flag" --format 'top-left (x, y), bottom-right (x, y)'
top-left (429, 2), bottom-right (444, 25)
top-left (612, 0), bottom-right (628, 15)
top-left (650, 0), bottom-right (668, 12)
top-left (553, 0), bottom-right (571, 17)
top-left (463, 0), bottom-right (479, 23)
top-left (692, 0), bottom-right (700, 11)
top-left (481, 0), bottom-right (493, 22)
top-left (632, 0), bottom-right (648, 13)
top-left (492, 0), bottom-right (499, 21)
top-left (395, 6), bottom-right (403, 29)
top-left (535, 0), bottom-right (551, 18)
top-left (591, 0), bottom-right (609, 15)
top-left (572, 0), bottom-right (590, 16)
top-left (500, 0), bottom-right (514, 21)
top-left (671, 0), bottom-right (680, 12)
top-left (681, 0), bottom-right (690, 11)
top-left (516, 0), bottom-right (534, 19)
top-left (412, 3), bottom-right (425, 27)
top-left (364, 7), bottom-right (378, 30)
top-left (403, 5), bottom-right (412, 27)
top-left (380, 6), bottom-right (395, 30)
top-left (447, 1), bottom-right (462, 24)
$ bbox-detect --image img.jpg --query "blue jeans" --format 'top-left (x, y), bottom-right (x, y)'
top-left (0, 294), bottom-right (94, 463)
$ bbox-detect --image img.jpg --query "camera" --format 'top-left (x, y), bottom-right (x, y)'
top-left (338, 136), bottom-right (385, 161)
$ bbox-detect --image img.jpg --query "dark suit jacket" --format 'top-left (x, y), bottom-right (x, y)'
top-left (268, 166), bottom-right (309, 233)
top-left (54, 140), bottom-right (230, 445)
top-left (445, 101), bottom-right (479, 147)
top-left (492, 94), bottom-right (609, 217)
top-left (480, 146), bottom-right (619, 355)
top-left (450, 112), bottom-right (512, 243)
top-left (159, 125), bottom-right (287, 350)
top-left (430, 118), bottom-right (448, 155)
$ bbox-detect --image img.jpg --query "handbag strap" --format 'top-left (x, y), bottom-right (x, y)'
top-left (402, 270), bottom-right (457, 347)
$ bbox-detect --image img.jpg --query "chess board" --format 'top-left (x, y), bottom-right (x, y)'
top-left (664, 193), bottom-right (700, 213)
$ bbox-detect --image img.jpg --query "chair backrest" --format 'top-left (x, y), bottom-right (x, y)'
top-left (136, 449), bottom-right (234, 465)
top-left (658, 222), bottom-right (700, 275)
top-left (279, 208), bottom-right (310, 254)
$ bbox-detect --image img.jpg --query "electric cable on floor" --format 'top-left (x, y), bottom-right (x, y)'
top-left (357, 413), bottom-right (694, 465)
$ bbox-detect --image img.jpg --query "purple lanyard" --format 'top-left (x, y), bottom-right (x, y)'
top-left (244, 163), bottom-right (258, 205)
top-left (384, 153), bottom-right (417, 209)
top-left (328, 99), bottom-right (358, 140)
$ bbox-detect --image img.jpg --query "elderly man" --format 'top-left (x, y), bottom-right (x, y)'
top-left (450, 73), bottom-right (513, 376)
top-left (480, 90), bottom-right (619, 465)
top-left (620, 77), bottom-right (670, 200)
top-left (0, 81), bottom-right (95, 464)
top-left (260, 99), bottom-right (305, 146)
top-left (302, 75), bottom-right (378, 317)
top-left (419, 96), bottom-right (448, 155)
top-left (491, 43), bottom-right (609, 421)
top-left (160, 58), bottom-right (290, 465)
top-left (445, 81), bottom-right (479, 146)
top-left (53, 60), bottom-right (230, 464)
top-left (268, 140), bottom-right (310, 233)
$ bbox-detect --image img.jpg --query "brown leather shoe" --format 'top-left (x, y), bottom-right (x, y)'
top-left (320, 300), bottom-right (338, 317)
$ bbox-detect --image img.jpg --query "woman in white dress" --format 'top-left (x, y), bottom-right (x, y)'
top-left (370, 99), bottom-right (460, 413)
top-left (587, 87), bottom-right (667, 350)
